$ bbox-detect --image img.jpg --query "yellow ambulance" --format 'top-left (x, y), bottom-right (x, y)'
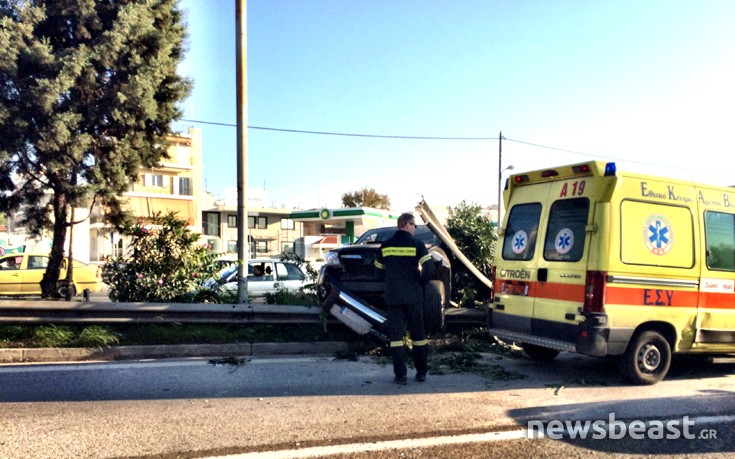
top-left (489, 161), bottom-right (735, 384)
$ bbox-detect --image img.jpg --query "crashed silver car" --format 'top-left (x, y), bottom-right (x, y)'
top-left (317, 200), bottom-right (493, 339)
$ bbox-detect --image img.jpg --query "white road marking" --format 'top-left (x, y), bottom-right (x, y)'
top-left (206, 430), bottom-right (530, 459)
top-left (206, 415), bottom-right (735, 459)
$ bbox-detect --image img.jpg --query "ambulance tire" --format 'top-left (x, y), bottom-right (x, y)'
top-left (522, 343), bottom-right (560, 361)
top-left (423, 280), bottom-right (445, 333)
top-left (618, 330), bottom-right (672, 385)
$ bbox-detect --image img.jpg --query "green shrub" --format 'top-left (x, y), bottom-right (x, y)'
top-left (0, 325), bottom-right (31, 345)
top-left (76, 326), bottom-right (120, 348)
top-left (264, 288), bottom-right (320, 306)
top-left (33, 325), bottom-right (75, 347)
top-left (103, 211), bottom-right (221, 302)
top-left (446, 201), bottom-right (497, 307)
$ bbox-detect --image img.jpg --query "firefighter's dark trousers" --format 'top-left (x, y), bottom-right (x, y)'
top-left (387, 302), bottom-right (428, 378)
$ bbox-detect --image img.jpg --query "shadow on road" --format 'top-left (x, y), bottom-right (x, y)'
top-left (1, 348), bottom-right (734, 404)
top-left (508, 390), bottom-right (735, 455)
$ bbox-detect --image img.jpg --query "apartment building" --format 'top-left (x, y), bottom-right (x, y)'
top-left (89, 127), bottom-right (204, 261)
top-left (200, 189), bottom-right (303, 259)
top-left (4, 126), bottom-right (312, 264)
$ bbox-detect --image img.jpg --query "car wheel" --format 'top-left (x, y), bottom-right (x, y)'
top-left (429, 248), bottom-right (452, 308)
top-left (423, 280), bottom-right (445, 333)
top-left (522, 343), bottom-right (560, 361)
top-left (618, 330), bottom-right (672, 385)
top-left (57, 281), bottom-right (76, 299)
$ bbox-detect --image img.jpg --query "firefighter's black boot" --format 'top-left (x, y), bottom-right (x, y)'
top-left (412, 344), bottom-right (428, 382)
top-left (390, 344), bottom-right (407, 384)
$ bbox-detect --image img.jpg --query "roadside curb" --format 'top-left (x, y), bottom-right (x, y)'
top-left (0, 341), bottom-right (355, 364)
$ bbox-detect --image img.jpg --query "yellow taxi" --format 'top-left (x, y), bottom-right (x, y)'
top-left (0, 253), bottom-right (103, 297)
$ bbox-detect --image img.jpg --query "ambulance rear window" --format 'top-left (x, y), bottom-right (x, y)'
top-left (543, 198), bottom-right (589, 262)
top-left (502, 203), bottom-right (541, 261)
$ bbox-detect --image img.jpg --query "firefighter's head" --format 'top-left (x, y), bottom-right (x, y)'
top-left (397, 213), bottom-right (416, 235)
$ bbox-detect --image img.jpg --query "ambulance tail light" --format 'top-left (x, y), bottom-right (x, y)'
top-left (540, 169), bottom-right (559, 178)
top-left (572, 164), bottom-right (591, 174)
top-left (583, 271), bottom-right (607, 313)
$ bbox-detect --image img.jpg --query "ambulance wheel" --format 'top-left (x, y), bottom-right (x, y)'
top-left (423, 280), bottom-right (445, 333)
top-left (522, 343), bottom-right (560, 361)
top-left (618, 330), bottom-right (671, 385)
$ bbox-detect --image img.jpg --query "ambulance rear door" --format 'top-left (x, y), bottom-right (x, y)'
top-left (495, 162), bottom-right (605, 343)
top-left (495, 182), bottom-right (547, 335)
top-left (531, 181), bottom-right (593, 343)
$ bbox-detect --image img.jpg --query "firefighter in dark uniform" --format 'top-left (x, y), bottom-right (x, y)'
top-left (375, 213), bottom-right (435, 385)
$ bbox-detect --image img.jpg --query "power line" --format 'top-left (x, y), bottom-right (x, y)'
top-left (249, 126), bottom-right (498, 140)
top-left (504, 137), bottom-right (609, 159)
top-left (175, 118), bottom-right (700, 173)
top-left (504, 137), bottom-right (699, 172)
top-left (178, 119), bottom-right (497, 140)
top-left (178, 119), bottom-right (236, 128)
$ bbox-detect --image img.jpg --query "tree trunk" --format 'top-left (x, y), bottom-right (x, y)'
top-left (64, 206), bottom-right (75, 301)
top-left (41, 193), bottom-right (69, 299)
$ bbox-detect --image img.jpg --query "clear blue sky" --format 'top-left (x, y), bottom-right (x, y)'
top-left (175, 0), bottom-right (735, 213)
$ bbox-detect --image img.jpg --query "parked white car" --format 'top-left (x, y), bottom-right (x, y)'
top-left (216, 258), bottom-right (309, 298)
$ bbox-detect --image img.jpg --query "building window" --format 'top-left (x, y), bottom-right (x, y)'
top-left (256, 241), bottom-right (268, 253)
top-left (248, 216), bottom-right (267, 229)
top-left (145, 173), bottom-right (164, 187)
top-left (203, 212), bottom-right (220, 237)
top-left (227, 215), bottom-right (237, 228)
top-left (227, 240), bottom-right (237, 253)
top-left (282, 242), bottom-right (294, 254)
top-left (281, 218), bottom-right (294, 230)
top-left (178, 177), bottom-right (192, 196)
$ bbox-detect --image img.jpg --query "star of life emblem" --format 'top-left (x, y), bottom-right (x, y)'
top-left (511, 230), bottom-right (528, 254)
top-left (554, 228), bottom-right (574, 254)
top-left (644, 215), bottom-right (673, 255)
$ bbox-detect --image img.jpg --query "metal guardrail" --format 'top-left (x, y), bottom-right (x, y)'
top-left (0, 300), bottom-right (325, 324)
top-left (0, 300), bottom-right (488, 326)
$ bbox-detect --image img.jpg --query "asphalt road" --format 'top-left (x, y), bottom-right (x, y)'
top-left (1, 350), bottom-right (735, 458)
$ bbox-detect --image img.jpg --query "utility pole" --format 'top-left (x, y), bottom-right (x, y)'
top-left (236, 0), bottom-right (249, 303)
top-left (498, 131), bottom-right (503, 226)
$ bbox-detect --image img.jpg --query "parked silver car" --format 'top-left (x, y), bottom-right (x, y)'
top-left (216, 258), bottom-right (309, 298)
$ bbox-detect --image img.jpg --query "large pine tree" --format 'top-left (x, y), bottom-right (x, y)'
top-left (0, 0), bottom-right (191, 297)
